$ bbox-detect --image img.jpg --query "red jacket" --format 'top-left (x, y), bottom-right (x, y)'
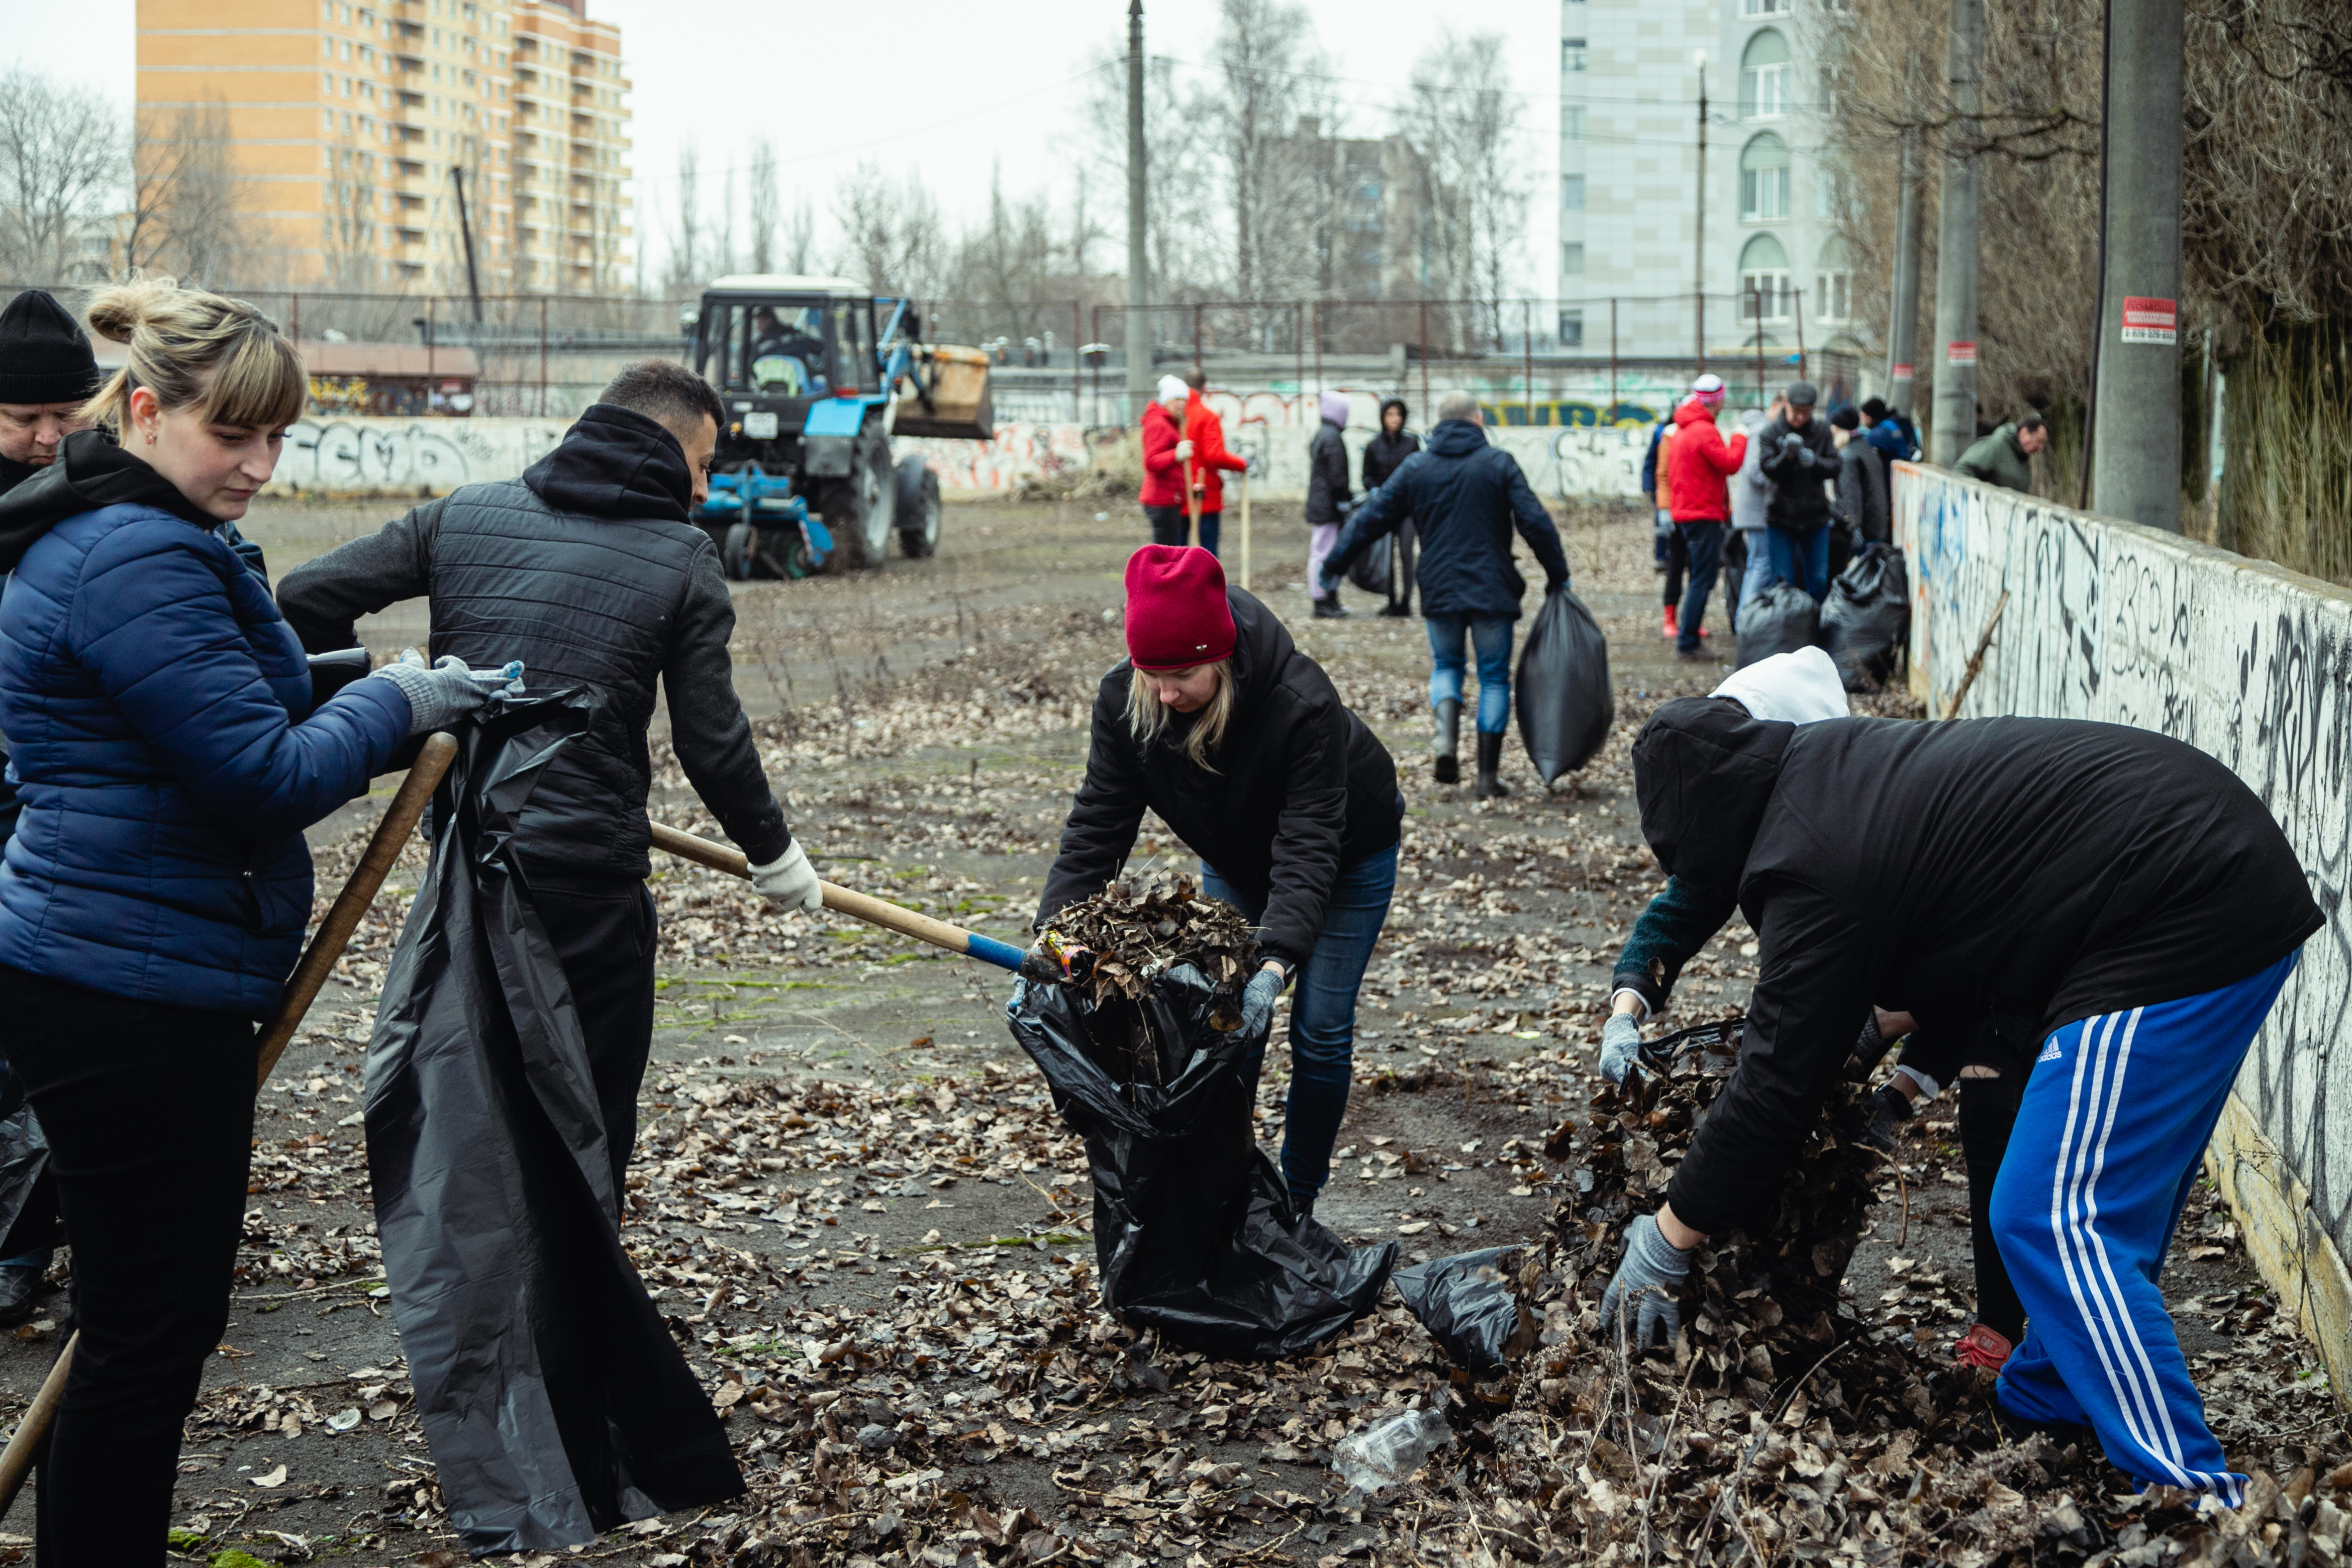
top-left (1139, 400), bottom-right (1185, 507)
top-left (1664, 398), bottom-right (1747, 522)
top-left (1183, 393), bottom-right (1249, 513)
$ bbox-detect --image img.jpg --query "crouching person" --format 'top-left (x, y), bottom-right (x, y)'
top-left (0, 277), bottom-right (491, 1559)
top-left (279, 359), bottom-right (825, 1199)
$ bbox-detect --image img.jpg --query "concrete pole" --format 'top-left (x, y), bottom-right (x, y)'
top-left (1928, 0), bottom-right (1982, 468)
top-left (1693, 56), bottom-right (1708, 373)
top-left (1885, 129), bottom-right (1922, 416)
top-left (2088, 0), bottom-right (2184, 529)
top-left (1124, 0), bottom-right (1151, 421)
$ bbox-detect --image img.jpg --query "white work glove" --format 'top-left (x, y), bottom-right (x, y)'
top-left (749, 841), bottom-right (823, 912)
top-left (1599, 1212), bottom-right (1694, 1347)
top-left (366, 650), bottom-right (491, 738)
top-left (1173, 439), bottom-right (1195, 462)
top-left (1599, 1011), bottom-right (1643, 1083)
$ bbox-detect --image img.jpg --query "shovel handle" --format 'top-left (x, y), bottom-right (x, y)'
top-left (0, 731), bottom-right (460, 1519)
top-left (647, 820), bottom-right (1023, 971)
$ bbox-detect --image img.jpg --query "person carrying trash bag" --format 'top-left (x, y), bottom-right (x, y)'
top-left (1038, 544), bottom-right (1401, 1218)
top-left (1318, 388), bottom-right (1572, 798)
top-left (1601, 699), bottom-right (2321, 1507)
top-left (0, 275), bottom-right (498, 1562)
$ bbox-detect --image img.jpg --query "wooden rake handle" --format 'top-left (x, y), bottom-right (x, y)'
top-left (0, 732), bottom-right (459, 1519)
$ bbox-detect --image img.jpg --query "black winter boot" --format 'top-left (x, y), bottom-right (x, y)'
top-left (1312, 591), bottom-right (1348, 620)
top-left (1432, 699), bottom-right (1461, 784)
top-left (1474, 730), bottom-right (1511, 799)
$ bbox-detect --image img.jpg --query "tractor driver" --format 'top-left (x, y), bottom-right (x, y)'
top-left (750, 306), bottom-right (827, 395)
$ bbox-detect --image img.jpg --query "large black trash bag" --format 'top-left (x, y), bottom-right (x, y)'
top-left (1819, 545), bottom-right (1909, 691)
top-left (1514, 586), bottom-right (1614, 784)
top-left (1734, 579), bottom-right (1822, 668)
top-left (366, 695), bottom-right (743, 1553)
top-left (1006, 965), bottom-right (1396, 1358)
top-left (1344, 533), bottom-right (1393, 597)
top-left (1392, 1247), bottom-right (1537, 1375)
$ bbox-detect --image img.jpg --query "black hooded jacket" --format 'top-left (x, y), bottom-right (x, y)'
top-left (1757, 413), bottom-right (1837, 534)
top-left (1361, 404), bottom-right (1420, 493)
top-left (278, 404), bottom-right (788, 888)
top-left (1632, 700), bottom-right (2321, 1236)
top-left (1039, 589), bottom-right (1400, 967)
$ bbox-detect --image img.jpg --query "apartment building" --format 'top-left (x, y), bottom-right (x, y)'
top-left (1558, 0), bottom-right (1861, 383)
top-left (134, 0), bottom-right (629, 292)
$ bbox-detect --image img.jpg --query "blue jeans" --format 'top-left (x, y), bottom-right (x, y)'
top-left (1767, 525), bottom-right (1830, 601)
top-left (1425, 615), bottom-right (1514, 735)
top-left (1737, 528), bottom-right (1772, 613)
top-left (1676, 522), bottom-right (1725, 652)
top-left (1198, 510), bottom-right (1221, 558)
top-left (1202, 842), bottom-right (1398, 1204)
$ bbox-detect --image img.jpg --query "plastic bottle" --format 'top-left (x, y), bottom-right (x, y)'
top-left (1332, 1407), bottom-right (1452, 1497)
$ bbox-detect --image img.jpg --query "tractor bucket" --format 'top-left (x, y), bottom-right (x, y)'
top-left (892, 344), bottom-right (995, 441)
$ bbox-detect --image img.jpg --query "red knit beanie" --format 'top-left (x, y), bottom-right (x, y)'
top-left (1123, 544), bottom-right (1236, 671)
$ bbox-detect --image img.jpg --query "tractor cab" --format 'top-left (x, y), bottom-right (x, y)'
top-left (689, 276), bottom-right (877, 447)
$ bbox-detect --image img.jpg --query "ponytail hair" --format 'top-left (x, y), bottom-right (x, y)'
top-left (79, 274), bottom-right (306, 436)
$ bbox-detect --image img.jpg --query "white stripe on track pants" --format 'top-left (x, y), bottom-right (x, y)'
top-left (1992, 949), bottom-right (2300, 1505)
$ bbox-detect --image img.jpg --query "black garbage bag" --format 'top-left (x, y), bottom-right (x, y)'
top-left (1344, 531), bottom-right (1393, 597)
top-left (1513, 586), bottom-right (1614, 784)
top-left (1820, 545), bottom-right (1910, 691)
top-left (366, 695), bottom-right (743, 1553)
top-left (1392, 1247), bottom-right (1537, 1374)
top-left (1734, 579), bottom-right (1822, 668)
top-left (1007, 965), bottom-right (1396, 1359)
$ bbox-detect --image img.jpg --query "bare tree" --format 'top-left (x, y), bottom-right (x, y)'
top-left (0, 68), bottom-right (124, 281)
top-left (829, 159), bottom-right (944, 299)
top-left (956, 162), bottom-right (1058, 344)
top-left (1210, 0), bottom-right (1334, 306)
top-left (661, 139), bottom-right (704, 296)
top-left (127, 100), bottom-right (247, 288)
top-left (782, 194), bottom-right (817, 274)
top-left (1077, 46), bottom-right (1215, 304)
top-left (1404, 31), bottom-right (1529, 347)
top-left (748, 139), bottom-right (780, 273)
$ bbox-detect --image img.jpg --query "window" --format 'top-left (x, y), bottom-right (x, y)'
top-left (1561, 174), bottom-right (1586, 211)
top-left (1561, 242), bottom-right (1586, 274)
top-left (1739, 234), bottom-right (1792, 320)
top-left (1742, 0), bottom-right (1790, 11)
top-left (1558, 309), bottom-right (1585, 347)
top-left (1815, 237), bottom-right (1852, 322)
top-left (1739, 133), bottom-right (1791, 221)
top-left (1562, 105), bottom-right (1586, 140)
top-left (1562, 38), bottom-right (1588, 71)
top-left (1739, 30), bottom-right (1790, 118)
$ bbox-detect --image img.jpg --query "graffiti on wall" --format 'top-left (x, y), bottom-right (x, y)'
top-left (272, 418), bottom-right (566, 494)
top-left (1894, 465), bottom-right (2352, 1269)
top-left (899, 425), bottom-right (1096, 492)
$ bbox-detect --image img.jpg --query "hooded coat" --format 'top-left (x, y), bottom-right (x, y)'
top-left (1321, 420), bottom-right (1571, 620)
top-left (1139, 399), bottom-right (1187, 509)
top-left (1834, 437), bottom-right (1890, 543)
top-left (1305, 415), bottom-right (1351, 525)
top-left (1663, 400), bottom-right (1747, 522)
top-left (1631, 700), bottom-right (2320, 1236)
top-left (278, 404), bottom-right (787, 890)
top-left (0, 431), bottom-right (414, 1018)
top-left (1360, 403), bottom-right (1420, 493)
top-left (1955, 423), bottom-right (2034, 492)
top-left (1181, 393), bottom-right (1248, 513)
top-left (1038, 589), bottom-right (1399, 968)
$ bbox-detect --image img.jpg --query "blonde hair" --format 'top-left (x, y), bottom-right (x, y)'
top-left (79, 274), bottom-right (306, 435)
top-left (1126, 660), bottom-right (1235, 771)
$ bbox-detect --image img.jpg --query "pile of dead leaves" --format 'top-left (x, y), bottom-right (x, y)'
top-left (1036, 873), bottom-right (1257, 1006)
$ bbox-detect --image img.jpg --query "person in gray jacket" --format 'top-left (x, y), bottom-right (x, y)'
top-left (1729, 400), bottom-right (1775, 628)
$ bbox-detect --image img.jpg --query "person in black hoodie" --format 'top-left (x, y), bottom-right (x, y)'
top-left (1038, 544), bottom-right (1401, 1213)
top-left (1361, 398), bottom-right (1420, 617)
top-left (1603, 700), bottom-right (2321, 1506)
top-left (279, 360), bottom-right (825, 1198)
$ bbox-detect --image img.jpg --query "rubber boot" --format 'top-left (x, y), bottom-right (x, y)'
top-left (1662, 603), bottom-right (1679, 640)
top-left (1432, 699), bottom-right (1461, 785)
top-left (1474, 730), bottom-right (1511, 799)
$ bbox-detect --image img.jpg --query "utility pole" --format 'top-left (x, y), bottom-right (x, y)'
top-left (1885, 128), bottom-right (1922, 416)
top-left (1929, 0), bottom-right (1983, 467)
top-left (1124, 0), bottom-right (1151, 421)
top-left (2088, 0), bottom-right (2184, 529)
top-left (1693, 53), bottom-right (1708, 373)
top-left (449, 165), bottom-right (484, 326)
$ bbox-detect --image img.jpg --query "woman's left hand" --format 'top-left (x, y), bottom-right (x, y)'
top-left (1239, 963), bottom-right (1285, 1039)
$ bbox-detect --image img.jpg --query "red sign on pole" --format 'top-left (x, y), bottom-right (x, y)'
top-left (1891, 362), bottom-right (1915, 379)
top-left (2120, 296), bottom-right (2179, 345)
top-left (1946, 341), bottom-right (1977, 366)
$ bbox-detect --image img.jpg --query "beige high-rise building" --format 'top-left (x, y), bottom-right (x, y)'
top-left (134, 0), bottom-right (630, 293)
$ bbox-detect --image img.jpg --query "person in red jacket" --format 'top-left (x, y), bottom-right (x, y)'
top-left (1138, 374), bottom-right (1192, 547)
top-left (1662, 372), bottom-right (1747, 659)
top-left (1181, 367), bottom-right (1249, 560)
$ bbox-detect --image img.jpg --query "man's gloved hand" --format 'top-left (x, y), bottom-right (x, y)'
top-left (1863, 1082), bottom-right (1914, 1155)
top-left (1599, 1011), bottom-right (1642, 1084)
top-left (1238, 966), bottom-right (1285, 1041)
top-left (749, 841), bottom-right (824, 912)
top-left (1316, 567), bottom-right (1341, 598)
top-left (1599, 1212), bottom-right (1693, 1347)
top-left (1780, 432), bottom-right (1804, 453)
top-left (367, 649), bottom-right (491, 737)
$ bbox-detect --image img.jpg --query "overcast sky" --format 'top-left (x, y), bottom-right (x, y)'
top-left (21, 0), bottom-right (1560, 290)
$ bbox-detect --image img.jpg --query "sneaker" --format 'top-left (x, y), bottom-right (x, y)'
top-left (1661, 605), bottom-right (1679, 640)
top-left (1954, 1323), bottom-right (2014, 1372)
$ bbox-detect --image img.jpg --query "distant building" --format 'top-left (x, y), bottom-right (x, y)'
top-left (132, 0), bottom-right (631, 292)
top-left (1269, 118), bottom-right (1454, 351)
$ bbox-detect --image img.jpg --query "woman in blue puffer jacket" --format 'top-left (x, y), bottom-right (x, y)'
top-left (0, 276), bottom-right (493, 1562)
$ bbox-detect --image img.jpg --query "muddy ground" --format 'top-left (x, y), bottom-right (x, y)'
top-left (0, 494), bottom-right (2329, 1565)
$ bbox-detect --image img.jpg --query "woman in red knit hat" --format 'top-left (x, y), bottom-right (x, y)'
top-left (1035, 545), bottom-right (1402, 1215)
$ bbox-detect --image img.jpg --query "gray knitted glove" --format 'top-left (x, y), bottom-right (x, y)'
top-left (1599, 1212), bottom-right (1694, 1347)
top-left (366, 650), bottom-right (490, 737)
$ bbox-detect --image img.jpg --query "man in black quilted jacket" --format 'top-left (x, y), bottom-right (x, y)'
top-left (280, 360), bottom-right (825, 1194)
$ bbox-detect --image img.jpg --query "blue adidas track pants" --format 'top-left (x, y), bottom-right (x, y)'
top-left (1991, 949), bottom-right (2300, 1504)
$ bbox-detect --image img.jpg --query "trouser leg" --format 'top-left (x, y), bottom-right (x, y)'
top-left (535, 884), bottom-right (659, 1203)
top-left (1801, 528), bottom-right (1831, 599)
top-left (1468, 617), bottom-right (1515, 734)
top-left (1739, 529), bottom-right (1772, 607)
top-left (1197, 511), bottom-right (1221, 558)
top-left (1425, 615), bottom-right (1467, 711)
top-left (0, 966), bottom-right (255, 1567)
top-left (1722, 532), bottom-right (1747, 633)
top-left (1663, 523), bottom-right (1688, 608)
top-left (1992, 952), bottom-right (2299, 1503)
top-left (1677, 522), bottom-right (1725, 653)
top-left (1392, 522), bottom-right (1416, 611)
top-left (1959, 1072), bottom-right (2027, 1344)
top-left (1144, 505), bottom-right (1188, 547)
top-left (1308, 523), bottom-right (1339, 598)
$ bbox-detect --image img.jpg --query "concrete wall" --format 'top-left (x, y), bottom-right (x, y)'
top-left (1893, 461), bottom-right (2352, 1387)
top-left (266, 416), bottom-right (569, 497)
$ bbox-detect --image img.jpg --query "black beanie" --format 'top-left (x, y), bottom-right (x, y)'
top-left (0, 290), bottom-right (101, 405)
top-left (1829, 406), bottom-right (1861, 430)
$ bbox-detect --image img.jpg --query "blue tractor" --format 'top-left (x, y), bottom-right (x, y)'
top-left (683, 275), bottom-right (993, 578)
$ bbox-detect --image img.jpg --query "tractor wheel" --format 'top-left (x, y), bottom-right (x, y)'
top-left (895, 456), bottom-right (940, 559)
top-left (819, 442), bottom-right (896, 570)
top-left (721, 522), bottom-right (758, 581)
